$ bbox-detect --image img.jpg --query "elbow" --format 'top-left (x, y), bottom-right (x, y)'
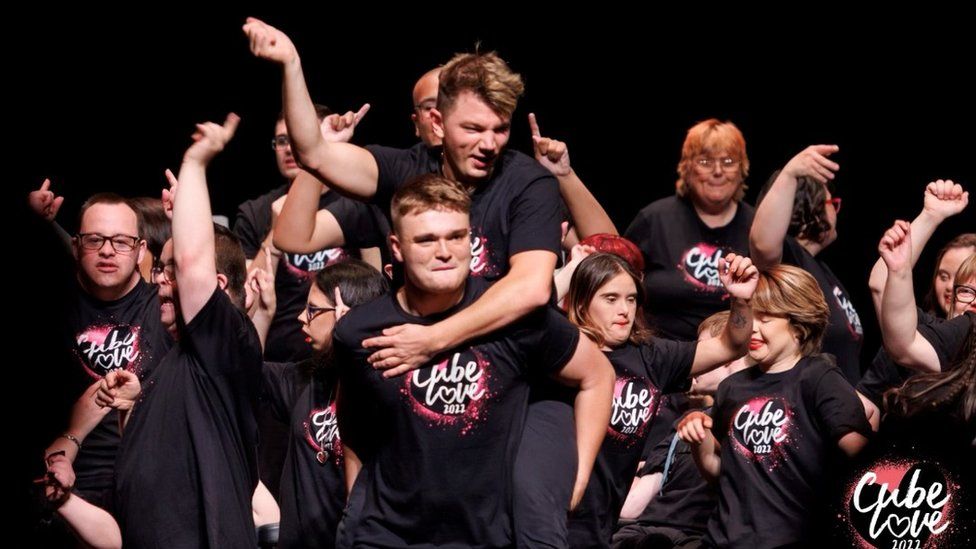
top-left (525, 279), bottom-right (552, 309)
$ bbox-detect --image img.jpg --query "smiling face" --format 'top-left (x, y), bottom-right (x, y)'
top-left (587, 272), bottom-right (638, 349)
top-left (686, 148), bottom-right (744, 211)
top-left (747, 312), bottom-right (801, 366)
top-left (432, 90), bottom-right (511, 186)
top-left (934, 246), bottom-right (975, 316)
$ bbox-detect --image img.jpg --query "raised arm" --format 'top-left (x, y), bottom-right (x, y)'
top-left (551, 333), bottom-right (616, 509)
top-left (692, 253), bottom-right (756, 374)
top-left (878, 221), bottom-right (941, 372)
top-left (243, 17), bottom-right (379, 199)
top-left (867, 180), bottom-right (969, 315)
top-left (750, 145), bottom-right (839, 269)
top-left (172, 113), bottom-right (239, 323)
top-left (529, 113), bottom-right (617, 237)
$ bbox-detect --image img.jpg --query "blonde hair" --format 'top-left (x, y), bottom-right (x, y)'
top-left (954, 253), bottom-right (976, 288)
top-left (437, 51), bottom-right (524, 119)
top-left (698, 310), bottom-right (730, 339)
top-left (752, 264), bottom-right (829, 356)
top-left (675, 119), bottom-right (749, 201)
top-left (390, 174), bottom-right (471, 233)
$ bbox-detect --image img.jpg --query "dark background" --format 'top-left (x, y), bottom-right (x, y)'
top-left (12, 11), bottom-right (974, 373)
top-left (10, 10), bottom-right (974, 545)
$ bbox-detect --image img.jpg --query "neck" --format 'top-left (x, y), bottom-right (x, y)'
top-left (397, 283), bottom-right (466, 317)
top-left (691, 199), bottom-right (737, 228)
top-left (759, 352), bottom-right (803, 374)
top-left (79, 273), bottom-right (139, 302)
top-left (440, 153), bottom-right (478, 191)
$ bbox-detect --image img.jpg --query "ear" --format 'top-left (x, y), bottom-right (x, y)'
top-left (389, 233), bottom-right (404, 263)
top-left (72, 238), bottom-right (80, 261)
top-left (430, 108), bottom-right (445, 140)
top-left (216, 273), bottom-right (229, 292)
top-left (136, 239), bottom-right (147, 267)
top-left (411, 113), bottom-right (421, 137)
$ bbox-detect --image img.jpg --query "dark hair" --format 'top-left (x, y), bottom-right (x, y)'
top-left (567, 253), bottom-right (652, 347)
top-left (885, 317), bottom-right (976, 424)
top-left (77, 193), bottom-right (137, 232)
top-left (313, 259), bottom-right (389, 310)
top-left (757, 170), bottom-right (832, 243)
top-left (276, 103), bottom-right (332, 124)
top-left (213, 224), bottom-right (246, 310)
top-left (128, 197), bottom-right (170, 259)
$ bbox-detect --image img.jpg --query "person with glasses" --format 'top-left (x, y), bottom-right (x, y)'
top-left (42, 192), bottom-right (173, 517)
top-left (858, 182), bottom-right (969, 424)
top-left (113, 113), bottom-right (265, 548)
top-left (624, 119), bottom-right (755, 343)
top-left (750, 144), bottom-right (866, 384)
top-left (256, 259), bottom-right (388, 548)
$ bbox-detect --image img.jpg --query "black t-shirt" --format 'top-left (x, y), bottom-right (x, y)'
top-left (568, 339), bottom-right (696, 548)
top-left (856, 309), bottom-right (955, 408)
top-left (66, 278), bottom-right (172, 495)
top-left (706, 355), bottom-right (872, 548)
top-left (234, 184), bottom-right (389, 362)
top-left (634, 419), bottom-right (717, 537)
top-left (367, 143), bottom-right (563, 281)
top-left (262, 360), bottom-right (344, 549)
top-left (115, 288), bottom-right (263, 548)
top-left (333, 278), bottom-right (580, 548)
top-left (624, 195), bottom-right (754, 341)
top-left (918, 311), bottom-right (974, 370)
top-left (781, 237), bottom-right (863, 382)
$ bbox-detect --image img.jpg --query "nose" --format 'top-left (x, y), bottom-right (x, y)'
top-left (435, 239), bottom-right (452, 260)
top-left (98, 240), bottom-right (116, 256)
top-left (479, 132), bottom-right (496, 153)
top-left (752, 318), bottom-right (761, 334)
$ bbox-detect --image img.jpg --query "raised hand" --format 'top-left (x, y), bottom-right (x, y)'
top-left (184, 113), bottom-right (241, 166)
top-left (334, 287), bottom-right (350, 321)
top-left (781, 144), bottom-right (840, 184)
top-left (529, 113), bottom-right (571, 177)
top-left (321, 104), bottom-right (370, 143)
top-left (246, 248), bottom-right (277, 316)
top-left (96, 369), bottom-right (141, 410)
top-left (878, 220), bottom-right (912, 273)
top-left (922, 179), bottom-right (969, 221)
top-left (28, 178), bottom-right (65, 221)
top-left (161, 169), bottom-right (179, 220)
top-left (243, 17), bottom-right (299, 65)
top-left (719, 253), bottom-right (759, 300)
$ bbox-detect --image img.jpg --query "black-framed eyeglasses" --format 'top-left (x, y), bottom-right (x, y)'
top-left (695, 157), bottom-right (740, 171)
top-left (151, 262), bottom-right (176, 283)
top-left (304, 303), bottom-right (336, 323)
top-left (76, 233), bottom-right (141, 253)
top-left (271, 135), bottom-right (291, 150)
top-left (954, 284), bottom-right (976, 304)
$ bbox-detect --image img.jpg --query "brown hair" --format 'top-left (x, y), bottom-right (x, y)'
top-left (437, 51), bottom-right (524, 119)
top-left (675, 119), bottom-right (749, 202)
top-left (752, 264), bottom-right (829, 356)
top-left (77, 193), bottom-right (139, 233)
top-left (923, 233), bottom-right (976, 315)
top-left (390, 174), bottom-right (471, 233)
top-left (567, 253), bottom-right (652, 347)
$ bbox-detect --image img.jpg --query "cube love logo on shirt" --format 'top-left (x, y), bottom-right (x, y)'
top-left (678, 243), bottom-right (730, 292)
top-left (844, 459), bottom-right (959, 549)
top-left (833, 286), bottom-right (864, 338)
top-left (75, 324), bottom-right (142, 379)
top-left (402, 349), bottom-right (493, 434)
top-left (729, 396), bottom-right (795, 468)
top-left (469, 228), bottom-right (503, 279)
top-left (608, 375), bottom-right (658, 446)
top-left (284, 248), bottom-right (348, 279)
top-left (305, 402), bottom-right (342, 467)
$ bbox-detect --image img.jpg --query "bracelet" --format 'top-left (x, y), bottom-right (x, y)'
top-left (60, 433), bottom-right (81, 449)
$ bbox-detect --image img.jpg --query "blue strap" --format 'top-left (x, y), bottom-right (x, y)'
top-left (659, 432), bottom-right (681, 496)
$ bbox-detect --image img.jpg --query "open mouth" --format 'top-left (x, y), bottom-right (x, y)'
top-left (748, 339), bottom-right (764, 351)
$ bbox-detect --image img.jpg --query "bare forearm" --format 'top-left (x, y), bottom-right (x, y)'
top-left (690, 435), bottom-right (721, 482)
top-left (58, 494), bottom-right (122, 549)
top-left (281, 58), bottom-right (324, 165)
top-left (880, 268), bottom-right (938, 371)
top-left (692, 297), bottom-right (751, 375)
top-left (868, 210), bottom-right (942, 313)
top-left (274, 171), bottom-right (327, 253)
top-left (558, 169), bottom-right (617, 237)
top-left (571, 368), bottom-right (615, 507)
top-left (749, 173), bottom-right (796, 269)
